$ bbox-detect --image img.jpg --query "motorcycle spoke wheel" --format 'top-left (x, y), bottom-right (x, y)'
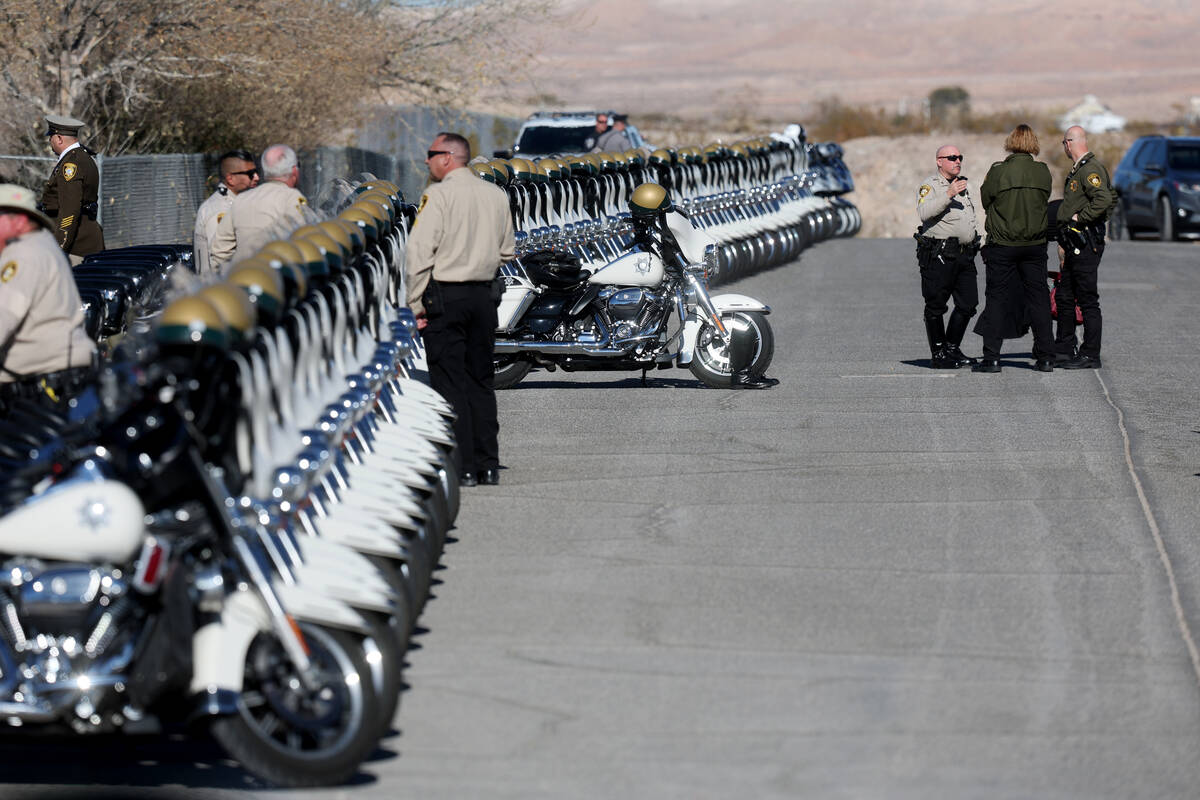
top-left (210, 623), bottom-right (379, 787)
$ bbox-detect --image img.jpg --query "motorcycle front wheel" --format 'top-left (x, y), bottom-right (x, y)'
top-left (210, 623), bottom-right (379, 787)
top-left (494, 356), bottom-right (532, 390)
top-left (690, 311), bottom-right (775, 389)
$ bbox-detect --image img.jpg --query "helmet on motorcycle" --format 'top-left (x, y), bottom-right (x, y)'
top-left (359, 180), bottom-right (404, 216)
top-left (471, 162), bottom-right (496, 183)
top-left (648, 148), bottom-right (674, 167)
top-left (289, 236), bottom-right (331, 282)
top-left (328, 218), bottom-right (365, 256)
top-left (294, 230), bottom-right (345, 274)
top-left (355, 190), bottom-right (396, 227)
top-left (197, 283), bottom-right (257, 346)
top-left (339, 205), bottom-right (379, 245)
top-left (568, 154), bottom-right (595, 177)
top-left (251, 245), bottom-right (309, 303)
top-left (316, 219), bottom-right (357, 259)
top-left (226, 263), bottom-right (285, 326)
top-left (629, 182), bottom-right (672, 218)
top-left (507, 157), bottom-right (534, 183)
top-left (156, 295), bottom-right (230, 350)
top-left (535, 158), bottom-right (561, 181)
top-left (490, 160), bottom-right (513, 185)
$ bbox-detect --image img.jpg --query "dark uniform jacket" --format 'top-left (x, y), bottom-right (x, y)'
top-left (40, 144), bottom-right (105, 256)
top-left (980, 153), bottom-right (1051, 246)
top-left (1059, 152), bottom-right (1116, 225)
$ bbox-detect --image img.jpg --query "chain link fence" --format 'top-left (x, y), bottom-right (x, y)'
top-left (0, 106), bottom-right (521, 249)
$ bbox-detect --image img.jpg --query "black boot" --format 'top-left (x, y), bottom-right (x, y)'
top-left (728, 317), bottom-right (779, 389)
top-left (943, 309), bottom-right (979, 367)
top-left (924, 316), bottom-right (955, 369)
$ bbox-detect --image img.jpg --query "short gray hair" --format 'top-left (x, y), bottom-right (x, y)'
top-left (261, 144), bottom-right (297, 180)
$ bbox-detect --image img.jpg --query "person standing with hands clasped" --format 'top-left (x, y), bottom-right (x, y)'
top-left (1054, 126), bottom-right (1115, 369)
top-left (973, 124), bottom-right (1054, 373)
top-left (915, 144), bottom-right (980, 368)
top-left (406, 132), bottom-right (515, 487)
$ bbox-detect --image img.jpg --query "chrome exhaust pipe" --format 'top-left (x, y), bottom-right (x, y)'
top-left (493, 339), bottom-right (634, 356)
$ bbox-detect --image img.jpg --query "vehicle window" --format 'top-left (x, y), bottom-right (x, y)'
top-left (516, 125), bottom-right (596, 155)
top-left (1126, 141), bottom-right (1149, 169)
top-left (1147, 140), bottom-right (1168, 167)
top-left (1167, 144), bottom-right (1200, 170)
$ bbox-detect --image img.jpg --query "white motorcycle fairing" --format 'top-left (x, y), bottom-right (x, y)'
top-left (0, 475), bottom-right (145, 563)
top-left (588, 250), bottom-right (665, 288)
top-left (677, 293), bottom-right (772, 366)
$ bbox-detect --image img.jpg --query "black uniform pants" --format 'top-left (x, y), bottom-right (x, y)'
top-left (423, 282), bottom-right (499, 475)
top-left (919, 247), bottom-right (978, 323)
top-left (976, 243), bottom-right (1054, 359)
top-left (1054, 244), bottom-right (1103, 358)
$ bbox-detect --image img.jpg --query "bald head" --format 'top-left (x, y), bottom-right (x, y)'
top-left (261, 144), bottom-right (299, 186)
top-left (1063, 126), bottom-right (1089, 161)
top-left (935, 144), bottom-right (963, 179)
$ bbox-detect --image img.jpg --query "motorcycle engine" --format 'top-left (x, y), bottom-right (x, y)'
top-left (601, 287), bottom-right (670, 344)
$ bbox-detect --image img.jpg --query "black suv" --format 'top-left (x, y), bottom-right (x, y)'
top-left (1109, 135), bottom-right (1200, 240)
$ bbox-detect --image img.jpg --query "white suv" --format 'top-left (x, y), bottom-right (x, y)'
top-left (497, 111), bottom-right (648, 158)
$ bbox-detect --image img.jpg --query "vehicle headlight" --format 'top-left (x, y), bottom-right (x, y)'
top-left (1174, 180), bottom-right (1200, 194)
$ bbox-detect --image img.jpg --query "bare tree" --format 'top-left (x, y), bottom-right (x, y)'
top-left (0, 0), bottom-right (548, 157)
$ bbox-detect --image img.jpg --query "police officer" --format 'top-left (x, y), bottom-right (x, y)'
top-left (1055, 126), bottom-right (1115, 369)
top-left (40, 115), bottom-right (105, 264)
top-left (193, 149), bottom-right (260, 274)
top-left (210, 144), bottom-right (309, 269)
top-left (0, 184), bottom-right (96, 415)
top-left (915, 144), bottom-right (980, 368)
top-left (406, 132), bottom-right (515, 486)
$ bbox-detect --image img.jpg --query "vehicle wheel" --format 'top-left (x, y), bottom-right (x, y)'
top-left (494, 357), bottom-right (531, 390)
top-left (210, 623), bottom-right (379, 788)
top-left (689, 311), bottom-right (775, 389)
top-left (1107, 201), bottom-right (1127, 241)
top-left (365, 554), bottom-right (415, 646)
top-left (1159, 196), bottom-right (1176, 241)
top-left (358, 611), bottom-right (406, 738)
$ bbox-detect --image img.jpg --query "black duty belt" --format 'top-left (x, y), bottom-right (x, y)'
top-left (915, 234), bottom-right (980, 257)
top-left (0, 366), bottom-right (94, 402)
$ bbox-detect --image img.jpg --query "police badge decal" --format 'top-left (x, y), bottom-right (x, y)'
top-left (62, 164), bottom-right (77, 181)
top-left (1087, 173), bottom-right (1101, 188)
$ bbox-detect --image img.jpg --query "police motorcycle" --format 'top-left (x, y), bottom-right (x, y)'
top-left (492, 182), bottom-right (775, 389)
top-left (0, 311), bottom-right (383, 788)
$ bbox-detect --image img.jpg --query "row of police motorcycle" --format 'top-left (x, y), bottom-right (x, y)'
top-left (0, 127), bottom-right (858, 787)
top-left (470, 125), bottom-right (859, 388)
top-left (0, 179), bottom-right (459, 786)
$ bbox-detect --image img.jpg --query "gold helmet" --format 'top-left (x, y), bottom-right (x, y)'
top-left (339, 205), bottom-right (379, 245)
top-left (289, 236), bottom-right (330, 281)
top-left (490, 160), bottom-right (513, 185)
top-left (156, 295), bottom-right (230, 349)
top-left (315, 219), bottom-right (357, 257)
top-left (227, 262), bottom-right (285, 326)
top-left (629, 182), bottom-right (672, 217)
top-left (251, 244), bottom-right (309, 302)
top-left (508, 157), bottom-right (537, 182)
top-left (360, 180), bottom-right (404, 215)
top-left (648, 148), bottom-right (674, 167)
top-left (329, 217), bottom-right (365, 255)
top-left (352, 194), bottom-right (393, 233)
top-left (197, 283), bottom-right (257, 345)
top-left (471, 162), bottom-right (496, 183)
top-left (295, 230), bottom-right (345, 274)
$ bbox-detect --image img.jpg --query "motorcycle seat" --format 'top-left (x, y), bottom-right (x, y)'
top-left (522, 251), bottom-right (587, 289)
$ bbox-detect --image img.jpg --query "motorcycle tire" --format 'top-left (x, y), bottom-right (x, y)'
top-left (365, 554), bottom-right (415, 646)
top-left (358, 610), bottom-right (406, 738)
top-left (494, 358), bottom-right (532, 390)
top-left (689, 311), bottom-right (775, 389)
top-left (210, 623), bottom-right (379, 788)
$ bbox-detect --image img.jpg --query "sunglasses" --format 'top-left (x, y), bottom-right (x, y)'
top-left (939, 155), bottom-right (963, 162)
top-left (228, 168), bottom-right (258, 178)
top-left (427, 150), bottom-right (453, 159)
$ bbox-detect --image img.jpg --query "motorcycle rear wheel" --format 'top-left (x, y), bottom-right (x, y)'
top-left (494, 357), bottom-right (532, 390)
top-left (210, 623), bottom-right (379, 787)
top-left (690, 311), bottom-right (775, 389)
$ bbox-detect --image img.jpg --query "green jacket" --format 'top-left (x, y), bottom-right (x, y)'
top-left (1059, 152), bottom-right (1116, 225)
top-left (980, 153), bottom-right (1052, 246)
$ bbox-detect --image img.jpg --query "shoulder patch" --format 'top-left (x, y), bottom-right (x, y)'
top-left (919, 185), bottom-right (931, 199)
top-left (416, 194), bottom-right (429, 215)
top-left (216, 212), bottom-right (225, 224)
top-left (1069, 179), bottom-right (1079, 193)
top-left (297, 196), bottom-right (307, 206)
top-left (1, 261), bottom-right (17, 283)
top-left (1087, 173), bottom-right (1102, 188)
top-left (62, 163), bottom-right (77, 181)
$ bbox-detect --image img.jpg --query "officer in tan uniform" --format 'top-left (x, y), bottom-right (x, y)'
top-left (39, 115), bottom-right (105, 264)
top-left (1054, 126), bottom-right (1116, 369)
top-left (406, 131), bottom-right (515, 486)
top-left (193, 149), bottom-right (260, 274)
top-left (0, 185), bottom-right (96, 415)
top-left (915, 143), bottom-right (981, 368)
top-left (210, 144), bottom-right (308, 269)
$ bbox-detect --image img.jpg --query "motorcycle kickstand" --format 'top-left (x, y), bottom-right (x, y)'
top-left (641, 368), bottom-right (649, 387)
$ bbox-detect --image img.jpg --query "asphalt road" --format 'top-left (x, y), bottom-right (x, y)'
top-left (6, 238), bottom-right (1200, 799)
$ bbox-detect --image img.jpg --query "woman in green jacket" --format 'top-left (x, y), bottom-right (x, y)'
top-left (972, 124), bottom-right (1054, 373)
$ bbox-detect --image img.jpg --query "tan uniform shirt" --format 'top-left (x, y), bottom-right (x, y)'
top-left (0, 228), bottom-right (96, 382)
top-left (405, 167), bottom-right (515, 316)
top-left (192, 183), bottom-right (235, 275)
top-left (210, 180), bottom-right (308, 268)
top-left (916, 171), bottom-right (979, 242)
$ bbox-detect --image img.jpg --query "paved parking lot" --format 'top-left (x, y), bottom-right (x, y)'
top-left (6, 238), bottom-right (1200, 799)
